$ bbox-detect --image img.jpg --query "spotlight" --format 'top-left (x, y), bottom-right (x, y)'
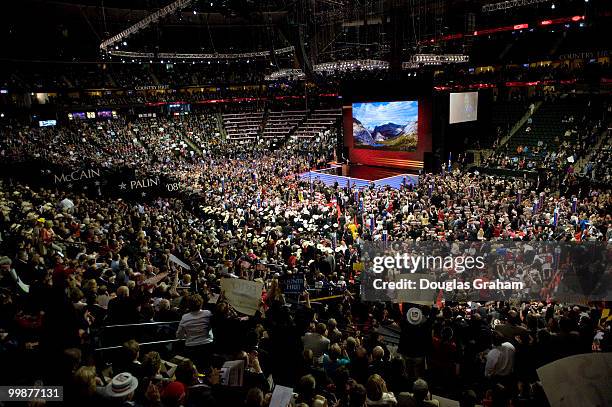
top-left (122, 41), bottom-right (127, 46)
top-left (193, 10), bottom-right (197, 14)
top-left (551, 3), bottom-right (555, 8)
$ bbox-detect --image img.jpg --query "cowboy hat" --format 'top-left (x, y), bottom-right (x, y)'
top-left (105, 373), bottom-right (139, 398)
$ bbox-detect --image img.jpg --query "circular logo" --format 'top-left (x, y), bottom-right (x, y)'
top-left (407, 307), bottom-right (424, 325)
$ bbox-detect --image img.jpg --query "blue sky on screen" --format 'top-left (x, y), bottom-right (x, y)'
top-left (352, 101), bottom-right (418, 131)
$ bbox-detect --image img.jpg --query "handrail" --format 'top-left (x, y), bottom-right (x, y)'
top-left (95, 338), bottom-right (185, 352)
top-left (55, 238), bottom-right (88, 246)
top-left (575, 129), bottom-right (609, 173)
top-left (103, 320), bottom-right (180, 329)
top-left (497, 101), bottom-right (542, 151)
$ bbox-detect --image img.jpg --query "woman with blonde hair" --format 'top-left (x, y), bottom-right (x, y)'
top-left (265, 278), bottom-right (284, 306)
top-left (66, 366), bottom-right (103, 406)
top-left (366, 374), bottom-right (397, 406)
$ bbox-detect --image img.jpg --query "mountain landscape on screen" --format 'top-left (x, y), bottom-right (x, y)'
top-left (353, 118), bottom-right (376, 146)
top-left (352, 101), bottom-right (418, 151)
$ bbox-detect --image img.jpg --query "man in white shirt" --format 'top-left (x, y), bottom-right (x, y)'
top-left (302, 322), bottom-right (330, 362)
top-left (485, 333), bottom-right (516, 378)
top-left (59, 196), bottom-right (75, 213)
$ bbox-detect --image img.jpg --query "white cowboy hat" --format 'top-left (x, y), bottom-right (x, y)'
top-left (105, 373), bottom-right (139, 398)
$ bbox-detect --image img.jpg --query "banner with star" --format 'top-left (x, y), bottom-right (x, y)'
top-left (0, 160), bottom-right (189, 201)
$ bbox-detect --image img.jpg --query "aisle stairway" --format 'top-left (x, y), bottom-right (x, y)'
top-left (222, 111), bottom-right (264, 141)
top-left (262, 110), bottom-right (307, 141)
top-left (504, 97), bottom-right (585, 151)
top-left (294, 109), bottom-right (342, 139)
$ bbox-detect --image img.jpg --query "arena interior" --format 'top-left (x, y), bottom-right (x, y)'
top-left (0, 0), bottom-right (611, 406)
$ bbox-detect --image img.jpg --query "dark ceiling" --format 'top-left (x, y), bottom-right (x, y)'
top-left (1, 0), bottom-right (604, 62)
top-left (2, 0), bottom-right (292, 60)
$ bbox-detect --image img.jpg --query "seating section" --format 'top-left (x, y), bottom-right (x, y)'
top-left (222, 111), bottom-right (264, 140)
top-left (294, 109), bottom-right (341, 139)
top-left (109, 64), bottom-right (156, 89)
top-left (123, 116), bottom-right (202, 161)
top-left (67, 65), bottom-right (115, 89)
top-left (151, 64), bottom-right (196, 88)
top-left (484, 95), bottom-right (609, 172)
top-left (506, 98), bottom-right (586, 151)
top-left (261, 110), bottom-right (307, 140)
top-left (1, 115), bottom-right (224, 167)
top-left (219, 109), bottom-right (340, 147)
top-left (182, 115), bottom-right (220, 153)
top-left (490, 102), bottom-right (527, 138)
top-left (586, 133), bottom-right (612, 182)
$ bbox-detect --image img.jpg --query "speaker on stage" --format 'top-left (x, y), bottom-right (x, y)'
top-left (423, 152), bottom-right (434, 173)
top-left (341, 147), bottom-right (350, 163)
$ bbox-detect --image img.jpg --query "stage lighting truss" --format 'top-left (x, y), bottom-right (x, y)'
top-left (99, 0), bottom-right (294, 61)
top-left (264, 59), bottom-right (389, 81)
top-left (100, 0), bottom-right (194, 52)
top-left (263, 55), bottom-right (469, 80)
top-left (313, 59), bottom-right (390, 73)
top-left (482, 0), bottom-right (550, 12)
top-left (404, 54), bottom-right (469, 67)
top-left (105, 47), bottom-right (295, 61)
top-left (264, 69), bottom-right (306, 81)
top-left (402, 62), bottom-right (420, 69)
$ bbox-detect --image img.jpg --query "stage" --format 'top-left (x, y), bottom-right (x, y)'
top-left (300, 164), bottom-right (419, 189)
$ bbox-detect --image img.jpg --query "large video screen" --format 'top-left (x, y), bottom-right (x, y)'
top-left (449, 92), bottom-right (478, 124)
top-left (38, 120), bottom-right (57, 127)
top-left (352, 100), bottom-right (418, 151)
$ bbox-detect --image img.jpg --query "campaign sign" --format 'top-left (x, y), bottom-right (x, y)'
top-left (283, 273), bottom-right (305, 294)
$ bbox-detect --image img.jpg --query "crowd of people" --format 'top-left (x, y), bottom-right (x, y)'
top-left (1, 0), bottom-right (611, 404)
top-left (1, 50), bottom-right (609, 105)
top-left (0, 94), bottom-right (610, 407)
top-left (583, 133), bottom-right (612, 184)
top-left (0, 62), bottom-right (270, 92)
top-left (434, 61), bottom-right (612, 87)
top-left (482, 95), bottom-right (610, 199)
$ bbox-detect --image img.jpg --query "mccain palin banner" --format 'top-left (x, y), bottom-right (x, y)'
top-left (359, 241), bottom-right (611, 304)
top-left (1, 160), bottom-right (189, 201)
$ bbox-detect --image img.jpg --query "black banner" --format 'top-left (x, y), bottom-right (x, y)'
top-left (0, 160), bottom-right (190, 201)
